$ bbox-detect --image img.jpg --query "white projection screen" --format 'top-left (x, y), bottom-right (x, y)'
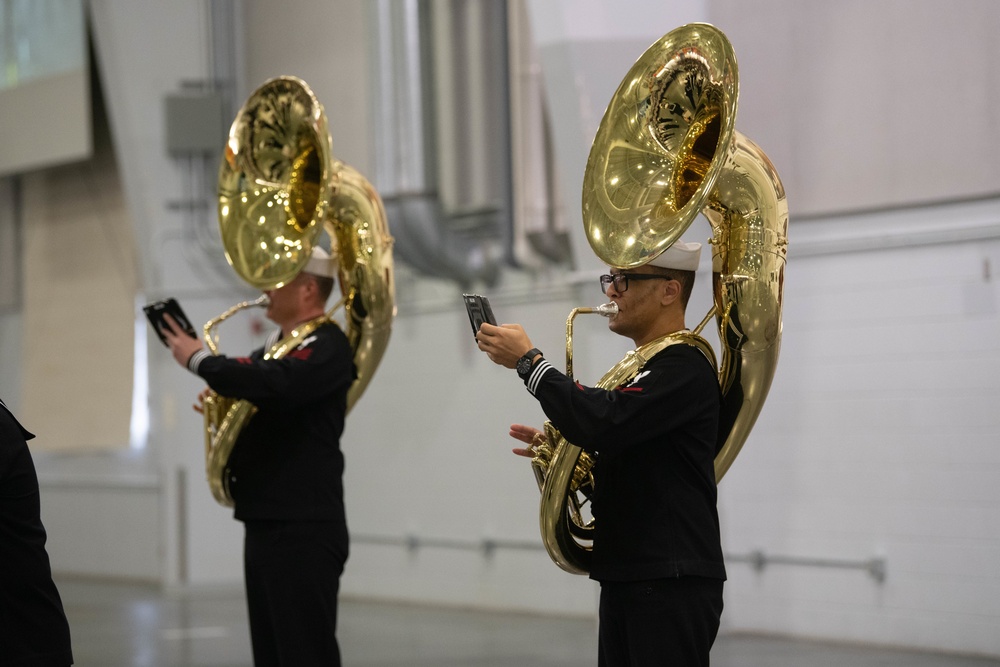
top-left (0, 0), bottom-right (91, 177)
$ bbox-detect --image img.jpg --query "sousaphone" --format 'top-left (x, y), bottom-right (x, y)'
top-left (530, 23), bottom-right (788, 574)
top-left (201, 76), bottom-right (395, 507)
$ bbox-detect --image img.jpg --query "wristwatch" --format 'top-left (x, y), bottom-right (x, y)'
top-left (516, 348), bottom-right (543, 380)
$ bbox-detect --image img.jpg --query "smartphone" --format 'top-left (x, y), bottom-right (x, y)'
top-left (143, 298), bottom-right (197, 346)
top-left (463, 293), bottom-right (497, 336)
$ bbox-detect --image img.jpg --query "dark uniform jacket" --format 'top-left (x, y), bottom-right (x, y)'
top-left (189, 322), bottom-right (355, 525)
top-left (523, 344), bottom-right (726, 583)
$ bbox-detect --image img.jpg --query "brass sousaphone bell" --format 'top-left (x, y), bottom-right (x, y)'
top-left (531, 24), bottom-right (788, 574)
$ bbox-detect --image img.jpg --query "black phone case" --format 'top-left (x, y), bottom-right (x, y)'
top-left (462, 293), bottom-right (497, 335)
top-left (143, 298), bottom-right (196, 346)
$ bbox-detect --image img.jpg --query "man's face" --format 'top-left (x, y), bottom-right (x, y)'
top-left (604, 268), bottom-right (661, 341)
top-left (264, 273), bottom-right (311, 325)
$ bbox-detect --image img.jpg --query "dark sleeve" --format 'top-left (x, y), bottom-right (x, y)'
top-left (186, 325), bottom-right (355, 409)
top-left (524, 346), bottom-right (717, 453)
top-left (0, 406), bottom-right (75, 666)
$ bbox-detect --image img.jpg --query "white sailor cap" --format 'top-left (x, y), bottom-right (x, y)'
top-left (303, 246), bottom-right (338, 278)
top-left (646, 240), bottom-right (701, 271)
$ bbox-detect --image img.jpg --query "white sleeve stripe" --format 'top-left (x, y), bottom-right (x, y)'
top-left (187, 349), bottom-right (211, 373)
top-left (526, 359), bottom-right (554, 395)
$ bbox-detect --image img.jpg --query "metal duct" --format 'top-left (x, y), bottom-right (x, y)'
top-left (371, 0), bottom-right (509, 288)
top-left (507, 0), bottom-right (570, 266)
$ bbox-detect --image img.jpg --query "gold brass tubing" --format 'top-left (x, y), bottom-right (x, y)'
top-left (202, 294), bottom-right (269, 355)
top-left (565, 307), bottom-right (590, 381)
top-left (564, 302), bottom-right (619, 380)
top-left (691, 305), bottom-right (717, 337)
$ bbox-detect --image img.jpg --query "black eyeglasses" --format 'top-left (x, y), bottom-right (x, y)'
top-left (599, 273), bottom-right (674, 294)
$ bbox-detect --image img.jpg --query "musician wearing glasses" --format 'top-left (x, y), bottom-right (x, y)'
top-left (162, 247), bottom-right (355, 667)
top-left (476, 241), bottom-right (725, 666)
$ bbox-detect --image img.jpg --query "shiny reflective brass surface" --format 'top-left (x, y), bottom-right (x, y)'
top-left (326, 159), bottom-right (396, 411)
top-left (537, 23), bottom-right (787, 574)
top-left (218, 78), bottom-right (329, 290)
top-left (204, 76), bottom-right (396, 507)
top-left (707, 130), bottom-right (787, 481)
top-left (582, 23), bottom-right (738, 269)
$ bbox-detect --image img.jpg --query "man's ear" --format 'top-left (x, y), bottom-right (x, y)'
top-left (661, 279), bottom-right (681, 306)
top-left (300, 274), bottom-right (319, 300)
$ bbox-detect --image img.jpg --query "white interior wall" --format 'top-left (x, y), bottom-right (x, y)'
top-left (242, 1), bottom-right (375, 181)
top-left (710, 0), bottom-right (1000, 216)
top-left (12, 0), bottom-right (1000, 658)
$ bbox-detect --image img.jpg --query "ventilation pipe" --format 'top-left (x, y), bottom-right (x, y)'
top-left (371, 0), bottom-right (509, 288)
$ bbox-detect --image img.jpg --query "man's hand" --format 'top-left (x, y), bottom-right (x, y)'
top-left (161, 313), bottom-right (204, 368)
top-left (475, 322), bottom-right (533, 369)
top-left (192, 387), bottom-right (213, 414)
top-left (509, 423), bottom-right (545, 458)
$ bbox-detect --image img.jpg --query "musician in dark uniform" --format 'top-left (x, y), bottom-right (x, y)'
top-left (476, 241), bottom-right (725, 667)
top-left (163, 247), bottom-right (355, 667)
top-left (0, 398), bottom-right (74, 667)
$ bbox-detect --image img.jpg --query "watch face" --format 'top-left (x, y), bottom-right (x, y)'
top-left (517, 349), bottom-right (539, 376)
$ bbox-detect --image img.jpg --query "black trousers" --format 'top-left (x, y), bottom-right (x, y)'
top-left (598, 577), bottom-right (724, 667)
top-left (243, 520), bottom-right (348, 667)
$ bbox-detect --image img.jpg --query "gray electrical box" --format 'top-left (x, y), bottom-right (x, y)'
top-left (164, 92), bottom-right (226, 155)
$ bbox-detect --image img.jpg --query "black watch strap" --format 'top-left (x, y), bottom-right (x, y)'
top-left (516, 348), bottom-right (543, 380)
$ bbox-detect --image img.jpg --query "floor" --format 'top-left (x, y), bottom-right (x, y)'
top-left (59, 578), bottom-right (1000, 667)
